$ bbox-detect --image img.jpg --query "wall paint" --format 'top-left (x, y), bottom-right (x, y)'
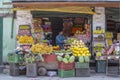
top-left (3, 18), bottom-right (16, 62)
top-left (93, 7), bottom-right (105, 30)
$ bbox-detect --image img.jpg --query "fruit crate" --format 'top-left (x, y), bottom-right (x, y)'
top-left (75, 68), bottom-right (90, 77)
top-left (75, 62), bottom-right (89, 68)
top-left (106, 56), bottom-right (120, 76)
top-left (43, 54), bottom-right (57, 62)
top-left (26, 63), bottom-right (37, 77)
top-left (58, 62), bottom-right (75, 70)
top-left (96, 60), bottom-right (106, 73)
top-left (7, 53), bottom-right (23, 63)
top-left (9, 63), bottom-right (19, 76)
top-left (58, 69), bottom-right (75, 78)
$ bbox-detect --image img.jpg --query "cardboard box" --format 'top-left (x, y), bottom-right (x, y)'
top-left (117, 33), bottom-right (120, 40)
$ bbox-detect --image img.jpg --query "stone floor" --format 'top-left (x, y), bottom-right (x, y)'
top-left (0, 73), bottom-right (120, 80)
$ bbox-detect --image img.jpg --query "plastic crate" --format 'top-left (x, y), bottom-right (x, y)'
top-left (58, 62), bottom-right (75, 70)
top-left (26, 63), bottom-right (37, 77)
top-left (9, 63), bottom-right (19, 76)
top-left (96, 60), bottom-right (106, 73)
top-left (58, 69), bottom-right (75, 78)
top-left (43, 54), bottom-right (57, 62)
top-left (7, 53), bottom-right (23, 63)
top-left (75, 68), bottom-right (90, 77)
top-left (75, 62), bottom-right (89, 68)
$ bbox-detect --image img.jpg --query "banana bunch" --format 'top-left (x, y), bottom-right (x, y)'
top-left (18, 35), bottom-right (34, 44)
top-left (70, 40), bottom-right (91, 57)
top-left (30, 43), bottom-right (53, 54)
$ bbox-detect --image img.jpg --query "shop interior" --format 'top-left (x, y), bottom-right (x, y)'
top-left (31, 11), bottom-right (93, 53)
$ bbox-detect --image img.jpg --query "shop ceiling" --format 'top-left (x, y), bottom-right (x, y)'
top-left (12, 1), bottom-right (120, 17)
top-left (12, 1), bottom-right (120, 8)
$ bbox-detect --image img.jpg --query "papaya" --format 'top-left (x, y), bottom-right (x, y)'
top-left (63, 58), bottom-right (68, 63)
top-left (57, 56), bottom-right (63, 62)
top-left (65, 54), bottom-right (70, 59)
top-left (69, 56), bottom-right (75, 63)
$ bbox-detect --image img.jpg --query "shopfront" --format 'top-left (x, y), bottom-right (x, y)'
top-left (6, 0), bottom-right (120, 77)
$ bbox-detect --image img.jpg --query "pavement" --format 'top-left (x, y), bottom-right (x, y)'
top-left (0, 73), bottom-right (120, 80)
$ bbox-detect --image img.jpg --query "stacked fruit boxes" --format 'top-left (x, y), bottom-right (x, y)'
top-left (75, 62), bottom-right (90, 77)
top-left (58, 62), bottom-right (75, 78)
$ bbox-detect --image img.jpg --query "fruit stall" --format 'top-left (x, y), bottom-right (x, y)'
top-left (7, 16), bottom-right (120, 77)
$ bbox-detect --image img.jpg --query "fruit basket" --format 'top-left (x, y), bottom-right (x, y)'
top-left (58, 69), bottom-right (75, 78)
top-left (7, 53), bottom-right (23, 63)
top-left (58, 62), bottom-right (75, 70)
top-left (43, 54), bottom-right (57, 62)
top-left (75, 62), bottom-right (89, 68)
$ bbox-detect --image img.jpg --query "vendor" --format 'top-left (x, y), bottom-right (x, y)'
top-left (56, 31), bottom-right (66, 49)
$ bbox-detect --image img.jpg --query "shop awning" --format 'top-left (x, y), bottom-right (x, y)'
top-left (12, 6), bottom-right (95, 14)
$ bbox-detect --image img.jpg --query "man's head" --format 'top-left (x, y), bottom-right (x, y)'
top-left (59, 31), bottom-right (63, 35)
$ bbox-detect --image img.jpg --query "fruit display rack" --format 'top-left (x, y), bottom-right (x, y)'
top-left (93, 33), bottom-right (106, 57)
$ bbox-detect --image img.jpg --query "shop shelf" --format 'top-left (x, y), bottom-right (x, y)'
top-left (75, 68), bottom-right (90, 77)
top-left (58, 62), bottom-right (75, 70)
top-left (58, 69), bottom-right (75, 78)
top-left (96, 60), bottom-right (106, 73)
top-left (75, 62), bottom-right (89, 68)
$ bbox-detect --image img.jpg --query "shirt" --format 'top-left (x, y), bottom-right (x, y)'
top-left (56, 35), bottom-right (66, 44)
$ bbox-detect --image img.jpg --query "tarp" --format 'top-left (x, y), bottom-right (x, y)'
top-left (12, 6), bottom-right (96, 14)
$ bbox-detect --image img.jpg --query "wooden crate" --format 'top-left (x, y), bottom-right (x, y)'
top-left (9, 63), bottom-right (19, 76)
top-left (75, 68), bottom-right (90, 77)
top-left (58, 69), bottom-right (75, 78)
top-left (26, 63), bottom-right (37, 77)
top-left (96, 60), bottom-right (106, 73)
top-left (75, 62), bottom-right (89, 68)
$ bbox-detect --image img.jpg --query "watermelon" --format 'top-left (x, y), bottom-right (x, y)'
top-left (69, 56), bottom-right (75, 63)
